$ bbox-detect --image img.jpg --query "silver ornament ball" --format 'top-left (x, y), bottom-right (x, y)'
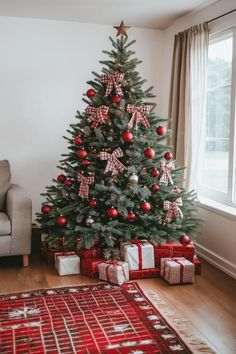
top-left (128, 173), bottom-right (139, 184)
top-left (86, 216), bottom-right (94, 226)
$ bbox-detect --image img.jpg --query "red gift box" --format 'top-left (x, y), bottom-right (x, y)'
top-left (153, 242), bottom-right (195, 267)
top-left (75, 247), bottom-right (102, 260)
top-left (129, 267), bottom-right (160, 280)
top-left (193, 257), bottom-right (202, 275)
top-left (81, 258), bottom-right (104, 278)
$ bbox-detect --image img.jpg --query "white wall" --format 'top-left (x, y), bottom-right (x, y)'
top-left (0, 16), bottom-right (164, 219)
top-left (162, 0), bottom-right (236, 278)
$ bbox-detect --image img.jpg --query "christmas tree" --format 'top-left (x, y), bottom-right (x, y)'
top-left (37, 23), bottom-right (200, 252)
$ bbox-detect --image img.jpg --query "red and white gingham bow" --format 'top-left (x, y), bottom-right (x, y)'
top-left (126, 104), bottom-right (150, 129)
top-left (164, 198), bottom-right (183, 223)
top-left (86, 105), bottom-right (110, 128)
top-left (101, 72), bottom-right (124, 97)
top-left (100, 147), bottom-right (127, 176)
top-left (159, 160), bottom-right (175, 185)
top-left (77, 174), bottom-right (94, 199)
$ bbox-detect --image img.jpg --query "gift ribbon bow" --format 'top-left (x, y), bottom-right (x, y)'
top-left (159, 160), bottom-right (175, 185)
top-left (100, 147), bottom-right (127, 176)
top-left (163, 198), bottom-right (183, 222)
top-left (131, 239), bottom-right (147, 270)
top-left (101, 72), bottom-right (124, 97)
top-left (105, 261), bottom-right (128, 282)
top-left (126, 104), bottom-right (151, 129)
top-left (86, 105), bottom-right (110, 128)
top-left (77, 174), bottom-right (94, 199)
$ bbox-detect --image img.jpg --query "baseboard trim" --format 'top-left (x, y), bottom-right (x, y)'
top-left (195, 242), bottom-right (236, 279)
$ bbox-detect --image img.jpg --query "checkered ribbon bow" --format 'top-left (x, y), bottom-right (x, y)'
top-left (164, 198), bottom-right (183, 222)
top-left (159, 160), bottom-right (175, 185)
top-left (99, 147), bottom-right (127, 176)
top-left (86, 105), bottom-right (109, 128)
top-left (101, 72), bottom-right (124, 97)
top-left (77, 174), bottom-right (94, 199)
top-left (126, 104), bottom-right (151, 129)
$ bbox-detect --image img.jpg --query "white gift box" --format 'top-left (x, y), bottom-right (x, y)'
top-left (160, 257), bottom-right (195, 284)
top-left (98, 261), bottom-right (129, 285)
top-left (55, 255), bottom-right (80, 276)
top-left (123, 240), bottom-right (154, 270)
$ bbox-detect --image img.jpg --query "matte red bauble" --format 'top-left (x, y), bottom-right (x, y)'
top-left (76, 148), bottom-right (88, 159)
top-left (179, 234), bottom-right (191, 246)
top-left (59, 237), bottom-right (65, 246)
top-left (86, 89), bottom-right (96, 98)
top-left (107, 207), bottom-right (118, 218)
top-left (140, 201), bottom-right (151, 212)
top-left (122, 130), bottom-right (133, 142)
top-left (144, 147), bottom-right (155, 159)
top-left (127, 212), bottom-right (136, 221)
top-left (152, 168), bottom-right (159, 177)
top-left (73, 136), bottom-right (83, 145)
top-left (57, 174), bottom-right (66, 183)
top-left (82, 159), bottom-right (91, 167)
top-left (112, 95), bottom-right (121, 103)
top-left (164, 151), bottom-right (173, 160)
top-left (41, 204), bottom-right (52, 214)
top-left (151, 184), bottom-right (160, 192)
top-left (56, 215), bottom-right (67, 227)
top-left (65, 179), bottom-right (73, 187)
top-left (89, 198), bottom-right (97, 208)
top-left (156, 125), bottom-right (166, 136)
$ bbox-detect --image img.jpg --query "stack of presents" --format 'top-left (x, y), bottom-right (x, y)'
top-left (42, 238), bottom-right (201, 286)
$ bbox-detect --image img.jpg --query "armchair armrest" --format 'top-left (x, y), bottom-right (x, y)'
top-left (6, 184), bottom-right (32, 255)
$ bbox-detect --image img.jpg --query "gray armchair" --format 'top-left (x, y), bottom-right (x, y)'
top-left (0, 160), bottom-right (32, 266)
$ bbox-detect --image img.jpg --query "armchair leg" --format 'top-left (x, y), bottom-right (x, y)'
top-left (23, 255), bottom-right (29, 267)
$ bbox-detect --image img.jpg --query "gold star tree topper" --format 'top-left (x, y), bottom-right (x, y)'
top-left (114, 21), bottom-right (130, 37)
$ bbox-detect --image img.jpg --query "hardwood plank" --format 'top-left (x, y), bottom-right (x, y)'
top-left (0, 255), bottom-right (235, 354)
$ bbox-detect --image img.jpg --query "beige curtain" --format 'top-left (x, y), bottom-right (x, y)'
top-left (168, 23), bottom-right (208, 190)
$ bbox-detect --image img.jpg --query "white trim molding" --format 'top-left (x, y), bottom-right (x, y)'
top-left (195, 242), bottom-right (236, 279)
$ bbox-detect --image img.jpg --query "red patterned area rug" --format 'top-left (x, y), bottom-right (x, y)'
top-left (0, 282), bottom-right (193, 354)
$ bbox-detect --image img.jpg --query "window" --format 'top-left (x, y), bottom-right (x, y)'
top-left (198, 26), bottom-right (236, 207)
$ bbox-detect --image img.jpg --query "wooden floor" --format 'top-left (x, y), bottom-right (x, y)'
top-left (0, 255), bottom-right (235, 354)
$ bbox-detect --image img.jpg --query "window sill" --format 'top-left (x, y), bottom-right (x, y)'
top-left (196, 196), bottom-right (236, 222)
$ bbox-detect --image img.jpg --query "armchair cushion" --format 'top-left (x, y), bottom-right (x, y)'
top-left (0, 160), bottom-right (11, 211)
top-left (0, 212), bottom-right (11, 235)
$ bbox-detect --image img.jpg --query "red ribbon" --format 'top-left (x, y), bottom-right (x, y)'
top-left (105, 261), bottom-right (127, 281)
top-left (131, 240), bottom-right (146, 270)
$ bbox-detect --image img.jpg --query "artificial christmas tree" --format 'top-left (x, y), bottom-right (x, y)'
top-left (37, 24), bottom-right (201, 254)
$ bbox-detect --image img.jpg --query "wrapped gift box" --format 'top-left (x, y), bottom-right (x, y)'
top-left (193, 257), bottom-right (202, 275)
top-left (123, 240), bottom-right (155, 270)
top-left (42, 246), bottom-right (74, 264)
top-left (160, 257), bottom-right (195, 284)
top-left (98, 261), bottom-right (129, 286)
top-left (75, 247), bottom-right (102, 260)
top-left (81, 258), bottom-right (104, 278)
top-left (55, 255), bottom-right (80, 276)
top-left (154, 242), bottom-right (195, 267)
top-left (129, 267), bottom-right (160, 280)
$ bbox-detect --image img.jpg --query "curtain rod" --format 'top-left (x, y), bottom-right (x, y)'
top-left (207, 8), bottom-right (236, 23)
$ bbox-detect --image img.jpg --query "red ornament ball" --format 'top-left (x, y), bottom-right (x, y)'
top-left (127, 212), bottom-right (136, 222)
top-left (73, 136), bottom-right (83, 145)
top-left (59, 237), bottom-right (65, 246)
top-left (164, 151), bottom-right (173, 160)
top-left (56, 215), bottom-right (67, 227)
top-left (140, 201), bottom-right (151, 212)
top-left (179, 234), bottom-right (191, 246)
top-left (65, 179), bottom-right (73, 187)
top-left (82, 159), bottom-right (91, 167)
top-left (89, 198), bottom-right (97, 208)
top-left (151, 184), bottom-right (160, 192)
top-left (41, 204), bottom-right (52, 214)
top-left (76, 148), bottom-right (88, 159)
top-left (122, 130), bottom-right (133, 142)
top-left (112, 95), bottom-right (121, 103)
top-left (57, 174), bottom-right (66, 183)
top-left (144, 147), bottom-right (155, 159)
top-left (107, 207), bottom-right (118, 218)
top-left (156, 125), bottom-right (166, 136)
top-left (86, 89), bottom-right (96, 98)
top-left (152, 168), bottom-right (159, 177)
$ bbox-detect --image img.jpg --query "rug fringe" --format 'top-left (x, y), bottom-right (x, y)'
top-left (145, 290), bottom-right (216, 354)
